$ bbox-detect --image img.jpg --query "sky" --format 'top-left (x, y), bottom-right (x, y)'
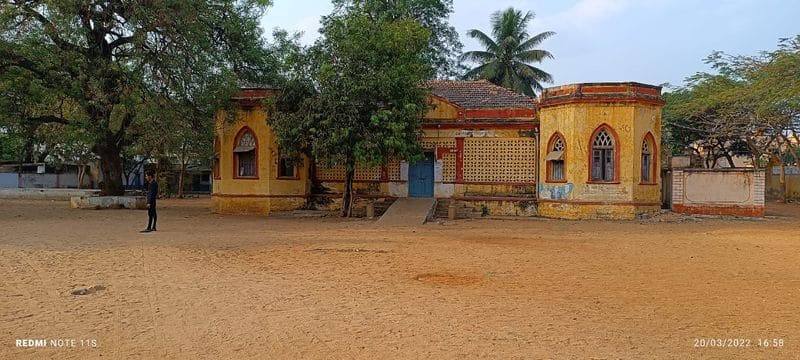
top-left (259, 0), bottom-right (800, 89)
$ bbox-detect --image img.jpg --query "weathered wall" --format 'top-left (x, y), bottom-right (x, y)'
top-left (765, 165), bottom-right (800, 199)
top-left (1, 173), bottom-right (90, 188)
top-left (536, 82), bottom-right (664, 220)
top-left (672, 169), bottom-right (765, 216)
top-left (0, 173), bottom-right (18, 188)
top-left (0, 188), bottom-right (100, 200)
top-left (211, 101), bottom-right (310, 214)
top-left (425, 96), bottom-right (461, 120)
top-left (312, 127), bottom-right (538, 214)
top-left (538, 202), bottom-right (639, 220)
top-left (18, 173), bottom-right (87, 188)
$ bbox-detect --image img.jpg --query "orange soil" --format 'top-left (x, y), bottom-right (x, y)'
top-left (1, 199), bottom-right (799, 359)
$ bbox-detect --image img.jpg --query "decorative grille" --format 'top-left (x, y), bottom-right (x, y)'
top-left (463, 138), bottom-right (536, 182)
top-left (387, 159), bottom-right (401, 181)
top-left (315, 164), bottom-right (382, 181)
top-left (238, 131), bottom-right (256, 147)
top-left (593, 129), bottom-right (614, 148)
top-left (315, 165), bottom-right (346, 181)
top-left (355, 166), bottom-right (382, 181)
top-left (421, 139), bottom-right (456, 150)
top-left (552, 137), bottom-right (565, 151)
top-left (442, 153), bottom-right (456, 182)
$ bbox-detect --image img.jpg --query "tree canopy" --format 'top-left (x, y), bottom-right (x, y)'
top-left (461, 7), bottom-right (554, 96)
top-left (330, 0), bottom-right (462, 79)
top-left (0, 0), bottom-right (277, 194)
top-left (663, 36), bottom-right (800, 170)
top-left (270, 2), bottom-right (434, 216)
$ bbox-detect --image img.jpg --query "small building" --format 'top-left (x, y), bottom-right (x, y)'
top-left (537, 83), bottom-right (665, 219)
top-left (212, 81), bottom-right (665, 220)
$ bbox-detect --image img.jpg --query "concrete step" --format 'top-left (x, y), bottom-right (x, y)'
top-left (375, 198), bottom-right (436, 226)
top-left (433, 199), bottom-right (484, 219)
top-left (350, 198), bottom-right (396, 218)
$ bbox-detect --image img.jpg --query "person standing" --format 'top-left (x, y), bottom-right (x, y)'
top-left (141, 170), bottom-right (158, 232)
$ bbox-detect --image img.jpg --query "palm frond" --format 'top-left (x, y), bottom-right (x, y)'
top-left (460, 50), bottom-right (496, 63)
top-left (518, 31), bottom-right (556, 51)
top-left (515, 63), bottom-right (553, 91)
top-left (465, 29), bottom-right (497, 52)
top-left (462, 62), bottom-right (491, 80)
top-left (516, 49), bottom-right (554, 63)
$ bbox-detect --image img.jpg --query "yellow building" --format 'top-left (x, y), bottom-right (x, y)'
top-left (537, 83), bottom-right (665, 219)
top-left (211, 81), bottom-right (665, 220)
top-left (211, 87), bottom-right (310, 214)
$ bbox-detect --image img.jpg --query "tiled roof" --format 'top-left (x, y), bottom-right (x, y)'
top-left (424, 80), bottom-right (537, 109)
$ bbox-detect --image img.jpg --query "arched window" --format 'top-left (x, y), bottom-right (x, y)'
top-left (590, 127), bottom-right (616, 182)
top-left (212, 136), bottom-right (221, 179)
top-left (641, 133), bottom-right (656, 183)
top-left (546, 133), bottom-right (566, 182)
top-left (234, 128), bottom-right (257, 178)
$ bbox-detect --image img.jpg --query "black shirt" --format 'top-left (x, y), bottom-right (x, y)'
top-left (147, 179), bottom-right (158, 204)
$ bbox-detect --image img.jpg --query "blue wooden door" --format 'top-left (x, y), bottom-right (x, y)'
top-left (408, 153), bottom-right (434, 197)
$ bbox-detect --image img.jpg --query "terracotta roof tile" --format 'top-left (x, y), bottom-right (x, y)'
top-left (424, 80), bottom-right (536, 109)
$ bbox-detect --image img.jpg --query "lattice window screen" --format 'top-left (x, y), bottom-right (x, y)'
top-left (442, 153), bottom-right (456, 182)
top-left (387, 159), bottom-right (401, 181)
top-left (463, 138), bottom-right (536, 182)
top-left (354, 166), bottom-right (382, 181)
top-left (421, 138), bottom-right (456, 150)
top-left (316, 165), bottom-right (346, 181)
top-left (316, 164), bottom-right (383, 181)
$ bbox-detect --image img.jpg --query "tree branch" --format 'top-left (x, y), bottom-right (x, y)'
top-left (27, 115), bottom-right (71, 126)
top-left (20, 4), bottom-right (86, 54)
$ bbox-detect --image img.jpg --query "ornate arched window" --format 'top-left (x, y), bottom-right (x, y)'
top-left (546, 133), bottom-right (566, 182)
top-left (590, 127), bottom-right (616, 182)
top-left (641, 133), bottom-right (656, 183)
top-left (234, 128), bottom-right (257, 178)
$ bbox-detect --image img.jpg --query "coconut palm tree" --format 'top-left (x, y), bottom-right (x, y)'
top-left (461, 8), bottom-right (555, 96)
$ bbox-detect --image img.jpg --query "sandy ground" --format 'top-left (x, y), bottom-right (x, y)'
top-left (1, 199), bottom-right (799, 359)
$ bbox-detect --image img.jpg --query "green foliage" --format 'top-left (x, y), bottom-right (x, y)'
top-left (461, 7), bottom-right (555, 96)
top-left (663, 35), bottom-right (800, 168)
top-left (0, 0), bottom-right (277, 194)
top-left (330, 0), bottom-right (462, 79)
top-left (270, 5), bottom-right (434, 216)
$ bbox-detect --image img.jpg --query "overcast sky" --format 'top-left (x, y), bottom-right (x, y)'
top-left (259, 0), bottom-right (799, 88)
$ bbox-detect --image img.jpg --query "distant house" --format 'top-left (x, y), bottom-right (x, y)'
top-left (0, 161), bottom-right (95, 189)
top-left (211, 81), bottom-right (665, 219)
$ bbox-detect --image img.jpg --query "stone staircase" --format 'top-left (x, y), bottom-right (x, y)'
top-left (432, 198), bottom-right (484, 220)
top-left (350, 198), bottom-right (397, 218)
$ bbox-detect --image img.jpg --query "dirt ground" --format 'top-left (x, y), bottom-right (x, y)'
top-left (1, 199), bottom-right (799, 359)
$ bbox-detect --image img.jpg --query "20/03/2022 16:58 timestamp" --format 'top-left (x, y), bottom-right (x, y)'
top-left (694, 338), bottom-right (785, 348)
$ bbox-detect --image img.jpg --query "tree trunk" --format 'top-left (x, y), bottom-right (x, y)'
top-left (178, 162), bottom-right (187, 199)
top-left (178, 143), bottom-right (187, 198)
top-left (780, 162), bottom-right (787, 202)
top-left (77, 164), bottom-right (85, 189)
top-left (724, 153), bottom-right (736, 168)
top-left (341, 161), bottom-right (355, 217)
top-left (781, 133), bottom-right (799, 166)
top-left (96, 143), bottom-right (125, 196)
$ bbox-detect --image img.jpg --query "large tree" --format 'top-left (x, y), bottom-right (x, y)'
top-left (663, 36), bottom-right (800, 174)
top-left (461, 7), bottom-right (554, 96)
top-left (330, 0), bottom-right (462, 79)
top-left (270, 3), bottom-right (434, 217)
top-left (0, 0), bottom-right (276, 195)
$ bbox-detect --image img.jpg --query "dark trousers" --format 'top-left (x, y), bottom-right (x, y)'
top-left (147, 204), bottom-right (157, 230)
